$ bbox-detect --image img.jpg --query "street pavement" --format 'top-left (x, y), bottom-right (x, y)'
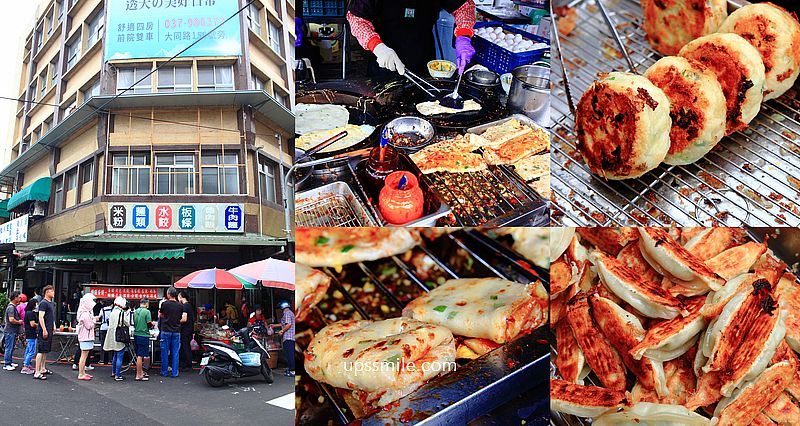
top-left (0, 347), bottom-right (295, 425)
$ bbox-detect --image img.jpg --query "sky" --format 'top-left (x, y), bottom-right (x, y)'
top-left (0, 2), bottom-right (40, 168)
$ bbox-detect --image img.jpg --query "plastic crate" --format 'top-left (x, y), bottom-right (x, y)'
top-left (303, 0), bottom-right (346, 17)
top-left (472, 22), bottom-right (549, 75)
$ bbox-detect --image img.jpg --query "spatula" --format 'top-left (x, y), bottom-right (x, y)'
top-left (439, 71), bottom-right (465, 109)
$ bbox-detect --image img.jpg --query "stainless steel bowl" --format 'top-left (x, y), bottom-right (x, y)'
top-left (508, 65), bottom-right (550, 126)
top-left (383, 116), bottom-right (436, 152)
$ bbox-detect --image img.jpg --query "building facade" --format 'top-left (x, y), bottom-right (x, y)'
top-left (0, 0), bottom-right (295, 314)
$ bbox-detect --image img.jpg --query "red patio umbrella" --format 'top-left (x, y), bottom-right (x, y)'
top-left (228, 258), bottom-right (295, 290)
top-left (174, 268), bottom-right (256, 289)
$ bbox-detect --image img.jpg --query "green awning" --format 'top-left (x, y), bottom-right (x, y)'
top-left (35, 248), bottom-right (187, 262)
top-left (0, 199), bottom-right (9, 219)
top-left (8, 177), bottom-right (52, 210)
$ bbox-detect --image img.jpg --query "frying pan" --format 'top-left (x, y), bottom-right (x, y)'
top-left (387, 78), bottom-right (508, 132)
top-left (295, 90), bottom-right (382, 159)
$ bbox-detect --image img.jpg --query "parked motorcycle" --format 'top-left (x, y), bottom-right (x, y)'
top-left (199, 326), bottom-right (274, 387)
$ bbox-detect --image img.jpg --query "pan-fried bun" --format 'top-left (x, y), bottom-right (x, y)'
top-left (644, 56), bottom-right (727, 165)
top-left (679, 33), bottom-right (766, 135)
top-left (719, 3), bottom-right (800, 101)
top-left (641, 0), bottom-right (727, 56)
top-left (575, 72), bottom-right (671, 180)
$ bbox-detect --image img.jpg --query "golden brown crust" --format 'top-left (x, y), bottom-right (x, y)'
top-left (630, 296), bottom-right (705, 357)
top-left (641, 227), bottom-right (725, 289)
top-left (555, 321), bottom-right (583, 383)
top-left (577, 227), bottom-right (639, 255)
top-left (705, 241), bottom-right (767, 280)
top-left (550, 258), bottom-right (572, 296)
top-left (566, 294), bottom-right (627, 390)
top-left (716, 361), bottom-right (795, 426)
top-left (481, 127), bottom-right (549, 165)
top-left (550, 379), bottom-right (628, 408)
top-left (616, 242), bottom-right (662, 284)
top-left (642, 0), bottom-right (724, 55)
top-left (685, 228), bottom-right (748, 261)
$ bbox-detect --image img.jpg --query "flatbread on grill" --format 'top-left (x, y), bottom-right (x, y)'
top-left (639, 227), bottom-right (725, 293)
top-left (402, 278), bottom-right (548, 344)
top-left (474, 118), bottom-right (534, 147)
top-left (296, 124), bottom-right (376, 153)
top-left (304, 318), bottom-right (456, 407)
top-left (295, 228), bottom-right (421, 267)
top-left (719, 3), bottom-right (800, 101)
top-left (591, 250), bottom-right (686, 319)
top-left (415, 99), bottom-right (482, 116)
top-left (550, 379), bottom-right (628, 418)
top-left (567, 294), bottom-right (628, 390)
top-left (679, 33), bottom-right (766, 135)
top-left (410, 149), bottom-right (487, 174)
top-left (713, 360), bottom-right (795, 426)
top-left (296, 263), bottom-right (331, 322)
top-left (481, 127), bottom-right (550, 165)
top-left (590, 294), bottom-right (668, 396)
top-left (511, 153), bottom-right (549, 181)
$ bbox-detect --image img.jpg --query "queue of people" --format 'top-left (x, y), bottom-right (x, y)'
top-left (3, 286), bottom-right (295, 381)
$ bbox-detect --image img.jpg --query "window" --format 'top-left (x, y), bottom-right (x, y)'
top-left (87, 11), bottom-right (104, 48)
top-left (274, 87), bottom-right (289, 108)
top-left (53, 177), bottom-right (64, 213)
top-left (57, 2), bottom-right (63, 22)
top-left (82, 79), bottom-right (101, 100)
top-left (117, 67), bottom-right (152, 94)
top-left (155, 153), bottom-right (195, 195)
top-left (247, 3), bottom-right (262, 35)
top-left (66, 35), bottom-right (81, 70)
top-left (64, 98), bottom-right (77, 116)
top-left (111, 153), bottom-right (150, 195)
top-left (47, 11), bottom-right (54, 35)
top-left (197, 65), bottom-right (233, 91)
top-left (50, 60), bottom-right (59, 88)
top-left (21, 138), bottom-right (30, 154)
top-left (36, 26), bottom-right (43, 50)
top-left (29, 82), bottom-right (36, 102)
top-left (258, 157), bottom-right (277, 203)
top-left (273, 0), bottom-right (282, 16)
top-left (33, 129), bottom-right (41, 143)
top-left (40, 71), bottom-right (47, 98)
top-left (66, 169), bottom-right (78, 191)
top-left (201, 153), bottom-right (239, 194)
top-left (81, 161), bottom-right (93, 184)
top-left (251, 73), bottom-right (266, 91)
top-left (157, 66), bottom-right (192, 93)
top-left (267, 20), bottom-right (283, 55)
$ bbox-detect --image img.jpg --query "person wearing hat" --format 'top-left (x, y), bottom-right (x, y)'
top-left (103, 296), bottom-right (130, 381)
top-left (75, 293), bottom-right (98, 380)
top-left (276, 300), bottom-right (294, 377)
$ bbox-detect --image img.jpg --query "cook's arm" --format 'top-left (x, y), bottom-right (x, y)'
top-left (452, 0), bottom-right (476, 38)
top-left (346, 11), bottom-right (406, 74)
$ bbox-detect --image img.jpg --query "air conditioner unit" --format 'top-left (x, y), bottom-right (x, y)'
top-left (31, 200), bottom-right (46, 217)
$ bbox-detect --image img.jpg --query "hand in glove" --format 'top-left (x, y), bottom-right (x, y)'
top-left (373, 43), bottom-right (406, 75)
top-left (455, 36), bottom-right (476, 74)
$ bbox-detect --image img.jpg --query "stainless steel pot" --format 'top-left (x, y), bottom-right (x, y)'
top-left (507, 65), bottom-right (551, 127)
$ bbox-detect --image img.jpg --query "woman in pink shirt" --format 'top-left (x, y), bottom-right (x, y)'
top-left (76, 294), bottom-right (98, 380)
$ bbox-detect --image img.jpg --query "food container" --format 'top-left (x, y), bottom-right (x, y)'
top-left (379, 171), bottom-right (425, 224)
top-left (427, 60), bottom-right (457, 79)
top-left (383, 116), bottom-right (436, 153)
top-left (472, 22), bottom-right (550, 74)
top-left (360, 145), bottom-right (400, 199)
top-left (507, 65), bottom-right (550, 125)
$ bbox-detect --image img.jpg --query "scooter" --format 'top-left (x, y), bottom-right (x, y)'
top-left (199, 326), bottom-right (274, 387)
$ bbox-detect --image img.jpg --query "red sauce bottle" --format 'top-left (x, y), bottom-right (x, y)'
top-left (379, 171), bottom-right (424, 225)
top-left (361, 145), bottom-right (400, 199)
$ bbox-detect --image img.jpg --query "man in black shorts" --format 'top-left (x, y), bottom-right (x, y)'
top-left (34, 285), bottom-right (56, 380)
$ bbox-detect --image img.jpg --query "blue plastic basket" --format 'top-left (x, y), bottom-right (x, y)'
top-left (303, 0), bottom-right (346, 17)
top-left (472, 22), bottom-right (550, 75)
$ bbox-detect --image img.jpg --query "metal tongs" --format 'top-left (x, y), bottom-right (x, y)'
top-left (296, 130), bottom-right (348, 161)
top-left (404, 69), bottom-right (442, 98)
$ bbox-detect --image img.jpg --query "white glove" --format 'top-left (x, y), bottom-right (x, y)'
top-left (373, 43), bottom-right (406, 75)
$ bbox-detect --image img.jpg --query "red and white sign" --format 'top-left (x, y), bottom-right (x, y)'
top-left (156, 205), bottom-right (173, 229)
top-left (88, 287), bottom-right (161, 299)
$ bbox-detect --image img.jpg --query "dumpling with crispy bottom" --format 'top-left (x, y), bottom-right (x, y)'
top-left (575, 72), bottom-right (671, 180)
top-left (644, 56), bottom-right (726, 165)
top-left (641, 0), bottom-right (728, 55)
top-left (679, 33), bottom-right (766, 135)
top-left (719, 3), bottom-right (800, 101)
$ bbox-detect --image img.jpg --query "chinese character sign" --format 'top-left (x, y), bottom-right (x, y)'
top-left (107, 203), bottom-right (243, 233)
top-left (105, 0), bottom-right (242, 61)
top-left (0, 215), bottom-right (29, 244)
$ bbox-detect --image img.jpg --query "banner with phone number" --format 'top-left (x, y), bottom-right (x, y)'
top-left (105, 0), bottom-right (242, 61)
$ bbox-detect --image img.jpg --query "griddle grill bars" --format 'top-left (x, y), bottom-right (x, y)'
top-left (550, 0), bottom-right (800, 226)
top-left (422, 165), bottom-right (545, 226)
top-left (298, 230), bottom-right (550, 425)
